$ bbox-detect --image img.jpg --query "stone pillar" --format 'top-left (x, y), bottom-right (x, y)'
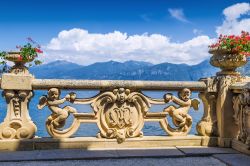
top-left (0, 62), bottom-right (36, 139)
top-left (198, 74), bottom-right (241, 147)
top-left (216, 75), bottom-right (239, 147)
top-left (208, 50), bottom-right (246, 147)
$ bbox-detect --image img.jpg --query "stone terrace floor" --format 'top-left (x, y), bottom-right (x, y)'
top-left (0, 147), bottom-right (249, 166)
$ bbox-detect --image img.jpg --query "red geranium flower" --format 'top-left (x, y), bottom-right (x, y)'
top-left (209, 31), bottom-right (250, 56)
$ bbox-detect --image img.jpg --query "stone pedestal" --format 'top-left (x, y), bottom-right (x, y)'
top-left (0, 64), bottom-right (36, 139)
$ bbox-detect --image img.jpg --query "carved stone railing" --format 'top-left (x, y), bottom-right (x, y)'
top-left (1, 75), bottom-right (208, 142)
top-left (231, 79), bottom-right (250, 154)
top-left (0, 58), bottom-right (249, 154)
top-left (36, 80), bottom-right (206, 142)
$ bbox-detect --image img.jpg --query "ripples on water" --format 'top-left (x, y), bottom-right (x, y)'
top-left (0, 90), bottom-right (203, 137)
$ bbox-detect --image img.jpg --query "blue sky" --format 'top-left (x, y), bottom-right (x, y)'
top-left (0, 0), bottom-right (249, 65)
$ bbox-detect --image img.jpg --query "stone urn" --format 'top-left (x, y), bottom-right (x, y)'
top-left (5, 52), bottom-right (35, 74)
top-left (209, 48), bottom-right (247, 76)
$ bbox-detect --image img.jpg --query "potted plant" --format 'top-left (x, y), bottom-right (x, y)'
top-left (0, 38), bottom-right (43, 73)
top-left (209, 31), bottom-right (250, 75)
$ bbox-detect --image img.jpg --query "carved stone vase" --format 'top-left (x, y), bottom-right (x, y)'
top-left (5, 52), bottom-right (35, 74)
top-left (0, 52), bottom-right (37, 139)
top-left (209, 48), bottom-right (247, 76)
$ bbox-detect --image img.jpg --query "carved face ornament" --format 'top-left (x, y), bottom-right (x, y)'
top-left (12, 97), bottom-right (21, 117)
top-left (48, 88), bottom-right (60, 101)
top-left (179, 88), bottom-right (191, 101)
top-left (113, 88), bottom-right (130, 104)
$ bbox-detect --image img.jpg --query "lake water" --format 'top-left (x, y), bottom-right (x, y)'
top-left (0, 90), bottom-right (203, 137)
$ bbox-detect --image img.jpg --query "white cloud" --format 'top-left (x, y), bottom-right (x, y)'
top-left (44, 4), bottom-right (250, 65)
top-left (168, 8), bottom-right (190, 23)
top-left (216, 2), bottom-right (250, 35)
top-left (223, 3), bottom-right (250, 21)
top-left (44, 28), bottom-right (213, 65)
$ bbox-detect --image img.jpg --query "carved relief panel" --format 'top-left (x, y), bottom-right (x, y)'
top-left (92, 88), bottom-right (150, 143)
top-left (233, 89), bottom-right (250, 145)
top-left (0, 90), bottom-right (37, 139)
top-left (37, 87), bottom-right (200, 143)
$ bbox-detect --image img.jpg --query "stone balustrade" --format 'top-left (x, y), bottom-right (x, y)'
top-left (0, 77), bottom-right (206, 141)
top-left (0, 58), bottom-right (249, 155)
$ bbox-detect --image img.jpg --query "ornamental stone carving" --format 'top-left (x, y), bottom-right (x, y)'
top-left (209, 48), bottom-right (247, 76)
top-left (0, 60), bottom-right (36, 140)
top-left (92, 88), bottom-right (150, 143)
top-left (37, 88), bottom-right (151, 142)
top-left (232, 89), bottom-right (250, 145)
top-left (196, 77), bottom-right (218, 136)
top-left (37, 88), bottom-right (77, 138)
top-left (0, 90), bottom-right (36, 139)
top-left (37, 87), bottom-right (200, 142)
top-left (162, 88), bottom-right (200, 135)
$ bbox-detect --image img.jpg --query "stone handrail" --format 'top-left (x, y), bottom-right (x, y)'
top-left (32, 79), bottom-right (206, 90)
top-left (230, 80), bottom-right (250, 92)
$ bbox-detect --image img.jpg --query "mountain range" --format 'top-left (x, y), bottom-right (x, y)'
top-left (29, 59), bottom-right (221, 81)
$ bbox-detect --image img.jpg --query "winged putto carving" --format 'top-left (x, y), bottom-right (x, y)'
top-left (163, 88), bottom-right (200, 132)
top-left (38, 88), bottom-right (77, 129)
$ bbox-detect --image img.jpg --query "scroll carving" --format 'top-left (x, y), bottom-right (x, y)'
top-left (91, 88), bottom-right (150, 143)
top-left (0, 90), bottom-right (37, 139)
top-left (233, 89), bottom-right (250, 145)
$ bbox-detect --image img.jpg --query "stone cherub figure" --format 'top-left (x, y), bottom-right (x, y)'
top-left (37, 88), bottom-right (77, 128)
top-left (163, 88), bottom-right (199, 128)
